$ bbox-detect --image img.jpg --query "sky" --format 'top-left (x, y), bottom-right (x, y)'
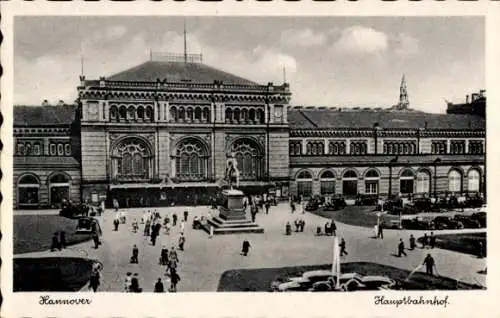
top-left (14, 16), bottom-right (484, 113)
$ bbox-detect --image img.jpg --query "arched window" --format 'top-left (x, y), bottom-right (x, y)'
top-left (230, 138), bottom-right (263, 180)
top-left (25, 143), bottom-right (32, 156)
top-left (400, 169), bottom-right (414, 194)
top-left (145, 106), bottom-right (154, 121)
top-left (365, 169), bottom-right (379, 195)
top-left (49, 173), bottom-right (71, 207)
top-left (194, 107), bottom-right (202, 121)
top-left (416, 171), bottom-right (431, 194)
top-left (170, 106), bottom-right (178, 122)
top-left (342, 170), bottom-right (358, 197)
top-left (175, 138), bottom-right (207, 181)
top-left (448, 169), bottom-right (462, 193)
top-left (18, 174), bottom-right (40, 206)
top-left (320, 170), bottom-right (336, 195)
top-left (33, 142), bottom-right (41, 156)
top-left (202, 107), bottom-right (210, 122)
top-left (110, 106), bottom-right (118, 121)
top-left (225, 108), bottom-right (233, 123)
top-left (296, 170), bottom-right (313, 198)
top-left (137, 106), bottom-right (145, 120)
top-left (178, 107), bottom-right (185, 121)
top-left (233, 108), bottom-right (241, 123)
top-left (257, 109), bottom-right (265, 124)
top-left (64, 144), bottom-right (71, 156)
top-left (57, 143), bottom-right (64, 156)
top-left (186, 107), bottom-right (194, 121)
top-left (241, 108), bottom-right (248, 122)
top-left (127, 106), bottom-right (136, 120)
top-left (111, 137), bottom-right (152, 181)
top-left (119, 106), bottom-right (127, 120)
top-left (468, 169), bottom-right (480, 192)
top-left (249, 109), bottom-right (256, 122)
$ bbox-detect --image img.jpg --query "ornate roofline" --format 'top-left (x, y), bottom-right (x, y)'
top-left (290, 128), bottom-right (485, 138)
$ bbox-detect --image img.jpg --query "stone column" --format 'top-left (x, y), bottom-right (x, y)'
top-left (211, 102), bottom-right (215, 123)
top-left (346, 138), bottom-right (351, 154)
top-left (302, 139), bottom-right (308, 154)
top-left (264, 105), bottom-right (269, 124)
top-left (447, 139), bottom-right (451, 154)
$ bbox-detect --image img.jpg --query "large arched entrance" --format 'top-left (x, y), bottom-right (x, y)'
top-left (416, 170), bottom-right (431, 195)
top-left (49, 172), bottom-right (71, 207)
top-left (111, 137), bottom-right (153, 181)
top-left (229, 138), bottom-right (263, 180)
top-left (174, 138), bottom-right (209, 181)
top-left (399, 169), bottom-right (415, 194)
top-left (468, 169), bottom-right (481, 193)
top-left (364, 169), bottom-right (379, 195)
top-left (320, 170), bottom-right (336, 195)
top-left (448, 169), bottom-right (463, 194)
top-left (17, 174), bottom-right (40, 207)
top-left (296, 170), bottom-right (313, 198)
top-left (342, 170), bottom-right (358, 197)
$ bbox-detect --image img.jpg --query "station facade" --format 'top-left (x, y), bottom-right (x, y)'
top-left (12, 57), bottom-right (486, 208)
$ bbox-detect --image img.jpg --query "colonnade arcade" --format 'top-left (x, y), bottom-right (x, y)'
top-left (294, 167), bottom-right (483, 198)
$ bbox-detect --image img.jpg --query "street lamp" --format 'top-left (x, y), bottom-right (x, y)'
top-left (433, 158), bottom-right (441, 198)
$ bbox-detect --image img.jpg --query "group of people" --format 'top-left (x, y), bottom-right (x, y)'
top-left (50, 231), bottom-right (67, 251)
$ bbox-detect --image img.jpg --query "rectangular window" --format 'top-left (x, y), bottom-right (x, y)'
top-left (365, 181), bottom-right (378, 194)
top-left (33, 143), bottom-right (41, 156)
top-left (450, 140), bottom-right (466, 154)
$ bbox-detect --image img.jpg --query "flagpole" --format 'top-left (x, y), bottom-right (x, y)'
top-left (332, 236), bottom-right (340, 289)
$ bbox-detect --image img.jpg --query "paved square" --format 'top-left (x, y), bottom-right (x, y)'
top-left (23, 203), bottom-right (485, 292)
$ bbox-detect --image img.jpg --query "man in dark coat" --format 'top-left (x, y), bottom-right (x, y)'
top-left (250, 206), bottom-right (257, 222)
top-left (170, 270), bottom-right (181, 292)
top-left (131, 244), bottom-right (139, 264)
top-left (340, 238), bottom-right (348, 256)
top-left (150, 227), bottom-right (158, 246)
top-left (398, 238), bottom-right (407, 257)
top-left (59, 231), bottom-right (67, 249)
top-left (377, 222), bottom-right (384, 239)
top-left (154, 278), bottom-right (164, 293)
top-left (429, 232), bottom-right (436, 249)
top-left (92, 230), bottom-right (100, 249)
top-left (300, 219), bottom-right (305, 232)
top-left (241, 240), bottom-right (251, 256)
top-left (88, 267), bottom-right (100, 292)
top-left (160, 246), bottom-right (169, 265)
top-left (183, 210), bottom-right (189, 222)
top-left (178, 235), bottom-right (186, 251)
top-left (330, 220), bottom-right (337, 237)
top-left (51, 232), bottom-right (60, 252)
top-left (172, 213), bottom-right (178, 226)
top-left (130, 273), bottom-right (142, 293)
top-left (409, 234), bottom-right (416, 250)
top-left (423, 254), bottom-right (435, 275)
top-left (265, 201), bottom-right (270, 214)
top-left (421, 233), bottom-right (429, 249)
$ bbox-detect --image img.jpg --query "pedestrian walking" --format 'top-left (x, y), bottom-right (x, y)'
top-left (409, 234), bottom-right (416, 250)
top-left (130, 273), bottom-right (142, 293)
top-left (423, 254), bottom-right (436, 276)
top-left (179, 220), bottom-right (186, 234)
top-left (251, 206), bottom-right (257, 222)
top-left (92, 230), bottom-right (100, 249)
top-left (131, 244), bottom-right (139, 264)
top-left (183, 210), bottom-right (189, 222)
top-left (339, 238), bottom-right (348, 256)
top-left (478, 241), bottom-right (485, 258)
top-left (290, 201), bottom-right (296, 213)
top-left (154, 278), bottom-right (165, 293)
top-left (160, 245), bottom-right (169, 265)
top-left (172, 213), bottom-right (178, 226)
top-left (59, 231), bottom-right (67, 249)
top-left (50, 232), bottom-right (60, 251)
top-left (265, 201), bottom-right (270, 214)
top-left (398, 238), bottom-right (407, 257)
top-left (285, 221), bottom-right (292, 235)
top-left (88, 266), bottom-right (101, 292)
top-left (132, 219), bottom-right (139, 233)
top-left (377, 223), bottom-right (384, 239)
top-left (169, 245), bottom-right (178, 263)
top-left (294, 219), bottom-right (300, 232)
top-left (170, 270), bottom-right (181, 292)
top-left (421, 233), bottom-right (429, 249)
top-left (178, 234), bottom-right (186, 251)
top-left (113, 216), bottom-right (120, 231)
top-left (331, 220), bottom-right (337, 237)
top-left (241, 240), bottom-right (251, 256)
top-left (150, 228), bottom-right (158, 246)
top-left (429, 232), bottom-right (436, 249)
top-left (300, 219), bottom-right (305, 232)
top-left (124, 272), bottom-right (132, 292)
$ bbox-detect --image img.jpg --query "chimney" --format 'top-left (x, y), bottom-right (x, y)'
top-left (466, 95), bottom-right (470, 104)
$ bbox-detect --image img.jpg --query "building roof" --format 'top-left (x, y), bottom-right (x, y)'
top-left (288, 108), bottom-right (485, 130)
top-left (107, 61), bottom-right (259, 85)
top-left (14, 105), bottom-right (76, 127)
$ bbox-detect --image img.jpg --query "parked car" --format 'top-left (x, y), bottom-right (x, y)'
top-left (471, 212), bottom-right (486, 228)
top-left (305, 200), bottom-right (320, 212)
top-left (433, 216), bottom-right (463, 230)
top-left (355, 195), bottom-right (379, 206)
top-left (310, 273), bottom-right (396, 292)
top-left (402, 217), bottom-right (434, 230)
top-left (412, 198), bottom-right (433, 212)
top-left (272, 270), bottom-right (333, 292)
top-left (323, 197), bottom-right (347, 211)
top-left (454, 215), bottom-right (481, 229)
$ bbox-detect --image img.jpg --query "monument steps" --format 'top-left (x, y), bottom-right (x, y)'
top-left (210, 216), bottom-right (253, 225)
top-left (201, 223), bottom-right (265, 235)
top-left (207, 218), bottom-right (260, 229)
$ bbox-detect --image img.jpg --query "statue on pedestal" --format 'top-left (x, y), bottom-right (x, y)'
top-left (225, 152), bottom-right (240, 190)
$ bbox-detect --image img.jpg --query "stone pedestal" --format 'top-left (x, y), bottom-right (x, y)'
top-left (202, 189), bottom-right (264, 235)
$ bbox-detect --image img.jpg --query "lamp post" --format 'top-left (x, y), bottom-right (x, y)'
top-left (388, 157), bottom-right (398, 199)
top-left (433, 158), bottom-right (441, 198)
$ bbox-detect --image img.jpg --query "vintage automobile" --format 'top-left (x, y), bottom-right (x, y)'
top-left (355, 195), bottom-right (379, 206)
top-left (453, 215), bottom-right (481, 228)
top-left (305, 200), bottom-right (321, 212)
top-left (471, 211), bottom-right (486, 228)
top-left (402, 217), bottom-right (435, 230)
top-left (310, 274), bottom-right (396, 292)
top-left (323, 197), bottom-right (347, 211)
top-left (76, 217), bottom-right (101, 235)
top-left (59, 203), bottom-right (90, 219)
top-left (433, 216), bottom-right (463, 230)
